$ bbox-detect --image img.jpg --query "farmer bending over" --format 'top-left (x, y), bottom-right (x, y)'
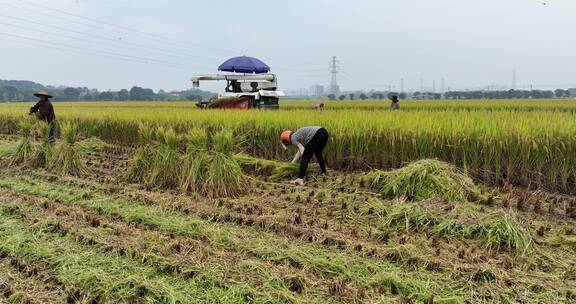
top-left (281, 126), bottom-right (329, 186)
top-left (29, 91), bottom-right (57, 143)
top-left (312, 102), bottom-right (325, 110)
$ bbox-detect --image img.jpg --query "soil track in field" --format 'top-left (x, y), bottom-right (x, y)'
top-left (0, 136), bottom-right (575, 303)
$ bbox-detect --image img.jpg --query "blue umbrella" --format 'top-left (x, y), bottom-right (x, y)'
top-left (218, 56), bottom-right (270, 74)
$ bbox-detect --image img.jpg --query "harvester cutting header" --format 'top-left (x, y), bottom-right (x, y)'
top-left (192, 56), bottom-right (284, 110)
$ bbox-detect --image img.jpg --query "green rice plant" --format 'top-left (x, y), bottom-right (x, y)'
top-left (365, 159), bottom-right (484, 202)
top-left (8, 119), bottom-right (34, 167)
top-left (50, 122), bottom-right (87, 176)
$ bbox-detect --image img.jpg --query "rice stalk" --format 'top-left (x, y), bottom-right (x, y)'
top-left (478, 215), bottom-right (531, 254)
top-left (233, 154), bottom-right (278, 176)
top-left (128, 124), bottom-right (156, 182)
top-left (365, 159), bottom-right (484, 202)
top-left (212, 129), bottom-right (236, 155)
top-left (178, 128), bottom-right (209, 193)
top-left (271, 163), bottom-right (300, 181)
top-left (146, 127), bottom-right (180, 189)
top-left (185, 127), bottom-right (208, 152)
top-left (179, 153), bottom-right (209, 193)
top-left (203, 152), bottom-right (247, 198)
top-left (201, 129), bottom-right (248, 198)
top-left (8, 120), bottom-right (34, 167)
top-left (50, 122), bottom-right (87, 176)
top-left (381, 202), bottom-right (531, 254)
top-left (30, 122), bottom-right (53, 168)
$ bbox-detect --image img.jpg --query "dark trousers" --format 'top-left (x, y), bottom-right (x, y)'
top-left (48, 120), bottom-right (57, 143)
top-left (299, 128), bottom-right (329, 178)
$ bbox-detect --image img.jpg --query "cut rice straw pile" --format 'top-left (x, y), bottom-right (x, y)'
top-left (364, 159), bottom-right (484, 202)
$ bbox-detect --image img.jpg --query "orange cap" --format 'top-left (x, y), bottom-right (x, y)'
top-left (280, 130), bottom-right (292, 145)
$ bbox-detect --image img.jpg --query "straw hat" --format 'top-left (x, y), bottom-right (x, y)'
top-left (34, 91), bottom-right (53, 98)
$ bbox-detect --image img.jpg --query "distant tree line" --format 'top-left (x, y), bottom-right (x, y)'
top-left (0, 80), bottom-right (216, 102)
top-left (325, 88), bottom-right (574, 101)
top-left (431, 89), bottom-right (573, 100)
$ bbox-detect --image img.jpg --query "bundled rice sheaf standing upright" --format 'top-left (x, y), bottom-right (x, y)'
top-left (30, 122), bottom-right (54, 168)
top-left (8, 119), bottom-right (35, 167)
top-left (146, 126), bottom-right (180, 189)
top-left (50, 122), bottom-right (87, 176)
top-left (204, 129), bottom-right (247, 198)
top-left (129, 126), bottom-right (248, 198)
top-left (128, 123), bottom-right (155, 182)
top-left (6, 119), bottom-right (98, 176)
top-left (179, 128), bottom-right (208, 193)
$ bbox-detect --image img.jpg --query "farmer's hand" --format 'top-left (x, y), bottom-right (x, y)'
top-left (292, 149), bottom-right (303, 163)
top-left (291, 178), bottom-right (304, 186)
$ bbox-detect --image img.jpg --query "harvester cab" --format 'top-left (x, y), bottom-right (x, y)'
top-left (191, 74), bottom-right (284, 110)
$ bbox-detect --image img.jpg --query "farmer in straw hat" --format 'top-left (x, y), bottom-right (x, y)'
top-left (280, 126), bottom-right (329, 186)
top-left (29, 91), bottom-right (57, 142)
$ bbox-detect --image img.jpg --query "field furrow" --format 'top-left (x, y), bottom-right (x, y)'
top-left (0, 187), bottom-right (356, 303)
top-left (0, 173), bottom-right (467, 302)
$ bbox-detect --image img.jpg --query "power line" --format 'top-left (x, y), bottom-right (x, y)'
top-left (0, 18), bottom-right (221, 62)
top-left (0, 2), bottom-right (330, 72)
top-left (0, 31), bottom-right (212, 69)
top-left (1, 0), bottom-right (346, 75)
top-left (0, 37), bottom-right (197, 71)
top-left (8, 0), bottom-right (239, 55)
top-left (0, 13), bottom-right (221, 61)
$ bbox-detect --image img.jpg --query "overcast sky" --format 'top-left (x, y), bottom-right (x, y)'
top-left (0, 0), bottom-right (574, 93)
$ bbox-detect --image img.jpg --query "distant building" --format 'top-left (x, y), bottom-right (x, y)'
top-left (310, 85), bottom-right (325, 97)
top-left (569, 88), bottom-right (576, 97)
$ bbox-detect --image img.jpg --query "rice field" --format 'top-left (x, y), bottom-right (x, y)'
top-left (2, 100), bottom-right (576, 192)
top-left (0, 100), bottom-right (575, 303)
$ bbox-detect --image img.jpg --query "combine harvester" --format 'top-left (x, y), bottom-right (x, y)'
top-left (191, 56), bottom-right (284, 110)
